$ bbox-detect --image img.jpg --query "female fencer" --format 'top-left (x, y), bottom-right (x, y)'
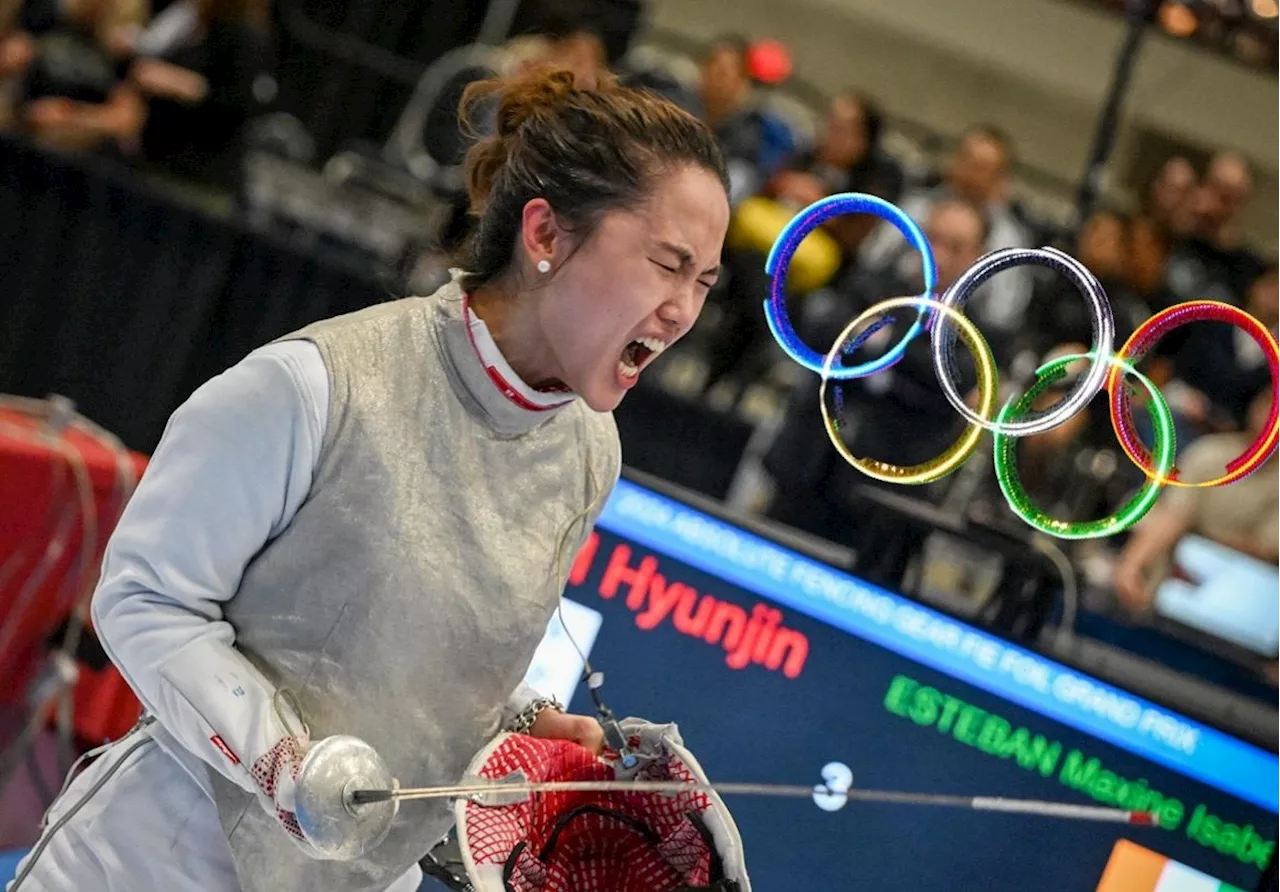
top-left (9, 66), bottom-right (730, 892)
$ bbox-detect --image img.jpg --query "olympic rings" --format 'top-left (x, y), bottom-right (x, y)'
top-left (818, 297), bottom-right (998, 485)
top-left (764, 194), bottom-right (936, 379)
top-left (760, 193), bottom-right (1280, 539)
top-left (1106, 300), bottom-right (1280, 487)
top-left (931, 246), bottom-right (1115, 437)
top-left (993, 353), bottom-right (1175, 539)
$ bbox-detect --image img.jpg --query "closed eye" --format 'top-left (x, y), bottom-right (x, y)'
top-left (652, 257), bottom-right (716, 291)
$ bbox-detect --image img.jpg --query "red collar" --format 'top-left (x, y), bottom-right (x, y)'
top-left (461, 295), bottom-right (575, 413)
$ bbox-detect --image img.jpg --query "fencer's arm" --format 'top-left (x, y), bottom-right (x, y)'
top-left (91, 341), bottom-right (327, 805)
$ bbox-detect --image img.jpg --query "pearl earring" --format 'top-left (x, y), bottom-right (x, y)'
top-left (536, 259), bottom-right (551, 274)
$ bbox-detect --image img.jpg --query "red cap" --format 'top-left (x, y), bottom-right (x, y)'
top-left (1128, 811), bottom-right (1160, 826)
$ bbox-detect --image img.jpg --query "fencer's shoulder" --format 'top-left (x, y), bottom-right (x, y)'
top-left (279, 294), bottom-right (436, 345)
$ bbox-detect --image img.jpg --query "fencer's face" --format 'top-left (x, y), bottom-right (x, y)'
top-left (538, 166), bottom-right (729, 412)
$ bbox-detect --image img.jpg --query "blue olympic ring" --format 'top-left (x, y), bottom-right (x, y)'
top-left (764, 193), bottom-right (937, 379)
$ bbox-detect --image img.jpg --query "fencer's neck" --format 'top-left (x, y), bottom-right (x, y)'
top-left (467, 283), bottom-right (565, 392)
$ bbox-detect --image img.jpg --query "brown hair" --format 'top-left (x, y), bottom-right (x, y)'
top-left (458, 67), bottom-right (729, 292)
top-left (962, 123), bottom-right (1016, 168)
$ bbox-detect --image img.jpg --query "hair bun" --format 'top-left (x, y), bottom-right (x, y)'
top-left (492, 67), bottom-right (578, 138)
top-left (460, 67), bottom-right (590, 215)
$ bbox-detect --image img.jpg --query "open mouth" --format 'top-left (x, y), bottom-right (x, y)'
top-left (618, 336), bottom-right (669, 380)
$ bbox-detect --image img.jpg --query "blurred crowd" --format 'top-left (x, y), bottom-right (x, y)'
top-left (591, 26), bottom-right (1276, 630)
top-left (0, 0), bottom-right (273, 186)
top-left (614, 22), bottom-right (1274, 664)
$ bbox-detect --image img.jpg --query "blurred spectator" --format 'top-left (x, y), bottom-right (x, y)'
top-left (1117, 214), bottom-right (1209, 444)
top-left (1077, 209), bottom-right (1127, 282)
top-left (508, 0), bottom-right (635, 69)
top-left (423, 3), bottom-right (607, 254)
top-left (1165, 152), bottom-right (1265, 307)
top-left (742, 43), bottom-right (798, 181)
top-left (1190, 151), bottom-right (1265, 292)
top-left (700, 87), bottom-right (898, 393)
top-left (687, 35), bottom-right (802, 204)
top-left (695, 34), bottom-right (769, 204)
top-left (698, 34), bottom-right (748, 138)
top-left (1141, 155), bottom-right (1197, 238)
top-left (1023, 209), bottom-right (1151, 359)
top-left (737, 37), bottom-right (796, 170)
top-left (1125, 214), bottom-right (1176, 308)
top-left (1112, 387), bottom-right (1278, 615)
top-left (0, 0), bottom-right (144, 154)
top-left (994, 344), bottom-right (1112, 522)
top-left (761, 198), bottom-right (988, 586)
top-left (765, 89), bottom-right (903, 255)
top-left (127, 0), bottom-right (274, 188)
top-left (425, 18), bottom-right (605, 176)
top-left (1128, 334), bottom-right (1203, 454)
top-left (1170, 261), bottom-right (1277, 430)
top-left (858, 124), bottom-right (1032, 336)
top-left (532, 17), bottom-right (605, 87)
top-left (1193, 152), bottom-right (1254, 250)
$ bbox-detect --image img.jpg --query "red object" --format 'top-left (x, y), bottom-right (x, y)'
top-left (459, 734), bottom-right (715, 892)
top-left (71, 660), bottom-right (142, 745)
top-left (251, 737), bottom-right (307, 841)
top-left (461, 295), bottom-right (574, 413)
top-left (210, 734), bottom-right (240, 766)
top-left (745, 39), bottom-right (792, 86)
top-left (0, 405), bottom-right (147, 744)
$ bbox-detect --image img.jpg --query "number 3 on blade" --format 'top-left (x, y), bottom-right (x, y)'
top-left (813, 761), bottom-right (852, 812)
